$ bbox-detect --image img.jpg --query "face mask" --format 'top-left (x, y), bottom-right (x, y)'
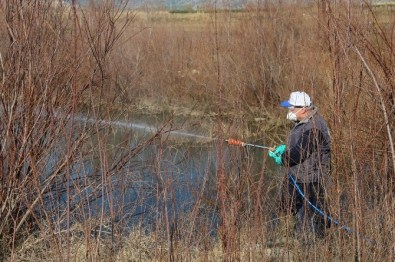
top-left (286, 111), bottom-right (298, 121)
top-left (286, 108), bottom-right (302, 122)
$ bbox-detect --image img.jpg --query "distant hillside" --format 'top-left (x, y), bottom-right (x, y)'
top-left (68, 0), bottom-right (395, 10)
top-left (68, 0), bottom-right (256, 10)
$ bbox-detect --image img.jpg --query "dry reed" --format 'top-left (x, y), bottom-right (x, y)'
top-left (0, 0), bottom-right (394, 261)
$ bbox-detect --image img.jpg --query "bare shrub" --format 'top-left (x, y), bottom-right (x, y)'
top-left (0, 0), bottom-right (394, 261)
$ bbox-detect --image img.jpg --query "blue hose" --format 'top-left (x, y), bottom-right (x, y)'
top-left (288, 175), bottom-right (375, 244)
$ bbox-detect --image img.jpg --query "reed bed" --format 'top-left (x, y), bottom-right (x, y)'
top-left (0, 0), bottom-right (394, 261)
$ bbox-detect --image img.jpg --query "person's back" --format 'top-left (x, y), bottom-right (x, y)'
top-left (285, 106), bottom-right (331, 184)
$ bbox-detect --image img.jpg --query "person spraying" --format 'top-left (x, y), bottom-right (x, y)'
top-left (268, 91), bottom-right (332, 239)
top-left (227, 92), bottom-right (377, 243)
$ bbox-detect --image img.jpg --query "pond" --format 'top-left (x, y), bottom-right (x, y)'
top-left (46, 112), bottom-right (279, 236)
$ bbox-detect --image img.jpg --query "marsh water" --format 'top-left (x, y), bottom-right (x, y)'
top-left (51, 112), bottom-right (276, 233)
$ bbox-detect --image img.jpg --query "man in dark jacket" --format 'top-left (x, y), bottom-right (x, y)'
top-left (268, 91), bottom-right (331, 239)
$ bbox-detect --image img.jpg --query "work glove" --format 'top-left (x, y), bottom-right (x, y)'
top-left (268, 144), bottom-right (286, 166)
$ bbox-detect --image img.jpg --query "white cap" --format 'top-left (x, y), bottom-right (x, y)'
top-left (280, 91), bottom-right (312, 108)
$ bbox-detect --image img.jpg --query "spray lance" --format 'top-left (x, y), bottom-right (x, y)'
top-left (225, 138), bottom-right (274, 151)
top-left (226, 138), bottom-right (286, 166)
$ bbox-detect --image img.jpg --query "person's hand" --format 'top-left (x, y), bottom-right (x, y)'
top-left (268, 144), bottom-right (286, 166)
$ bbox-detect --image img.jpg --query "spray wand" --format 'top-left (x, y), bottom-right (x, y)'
top-left (225, 138), bottom-right (274, 151)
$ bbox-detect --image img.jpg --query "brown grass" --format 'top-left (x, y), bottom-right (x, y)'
top-left (0, 1), bottom-right (394, 261)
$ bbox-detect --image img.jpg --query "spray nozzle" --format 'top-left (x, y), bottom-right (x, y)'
top-left (225, 138), bottom-right (245, 146)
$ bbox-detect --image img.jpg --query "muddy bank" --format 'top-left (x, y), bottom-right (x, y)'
top-left (129, 98), bottom-right (288, 143)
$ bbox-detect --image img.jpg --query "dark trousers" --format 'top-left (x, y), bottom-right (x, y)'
top-left (281, 176), bottom-right (331, 238)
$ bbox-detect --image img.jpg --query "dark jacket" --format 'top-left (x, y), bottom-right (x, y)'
top-left (281, 107), bottom-right (331, 183)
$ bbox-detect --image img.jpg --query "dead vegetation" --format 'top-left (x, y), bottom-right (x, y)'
top-left (0, 0), bottom-right (394, 261)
